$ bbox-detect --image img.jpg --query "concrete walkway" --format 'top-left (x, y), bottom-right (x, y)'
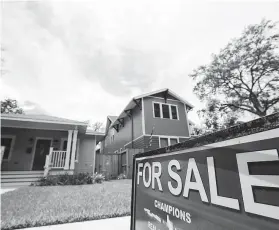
top-left (19, 216), bottom-right (131, 230)
top-left (1, 188), bottom-right (16, 194)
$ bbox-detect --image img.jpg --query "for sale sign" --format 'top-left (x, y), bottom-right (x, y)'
top-left (130, 129), bottom-right (279, 230)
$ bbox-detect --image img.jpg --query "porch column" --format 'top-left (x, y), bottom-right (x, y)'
top-left (64, 130), bottom-right (73, 170)
top-left (70, 129), bottom-right (78, 170)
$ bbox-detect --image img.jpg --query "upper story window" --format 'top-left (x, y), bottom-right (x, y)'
top-left (154, 103), bottom-right (161, 118)
top-left (153, 102), bottom-right (179, 120)
top-left (171, 105), bottom-right (178, 119)
top-left (162, 104), bottom-right (170, 118)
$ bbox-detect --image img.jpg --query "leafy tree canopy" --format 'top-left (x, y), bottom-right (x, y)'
top-left (191, 19), bottom-right (279, 131)
top-left (1, 98), bottom-right (24, 114)
top-left (191, 19), bottom-right (279, 122)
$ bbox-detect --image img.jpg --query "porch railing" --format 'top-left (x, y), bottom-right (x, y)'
top-left (50, 150), bottom-right (67, 168)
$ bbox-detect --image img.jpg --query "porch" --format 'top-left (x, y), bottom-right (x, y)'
top-left (1, 129), bottom-right (81, 187)
top-left (1, 114), bottom-right (90, 187)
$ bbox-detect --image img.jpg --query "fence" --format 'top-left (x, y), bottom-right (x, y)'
top-left (97, 149), bottom-right (143, 179)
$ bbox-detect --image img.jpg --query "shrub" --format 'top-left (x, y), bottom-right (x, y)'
top-left (92, 173), bottom-right (105, 184)
top-left (31, 173), bottom-right (102, 186)
top-left (117, 173), bottom-right (127, 180)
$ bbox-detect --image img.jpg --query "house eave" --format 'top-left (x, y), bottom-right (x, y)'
top-left (1, 117), bottom-right (88, 126)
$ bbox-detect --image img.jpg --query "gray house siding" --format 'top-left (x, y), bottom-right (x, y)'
top-left (75, 135), bottom-right (96, 174)
top-left (125, 135), bottom-right (145, 149)
top-left (102, 105), bottom-right (143, 154)
top-left (143, 97), bottom-right (190, 137)
top-left (143, 136), bottom-right (160, 152)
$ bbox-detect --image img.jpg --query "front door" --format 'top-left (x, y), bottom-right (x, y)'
top-left (32, 139), bottom-right (52, 170)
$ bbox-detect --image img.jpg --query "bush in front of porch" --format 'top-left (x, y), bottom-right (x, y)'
top-left (1, 180), bottom-right (131, 230)
top-left (31, 173), bottom-right (105, 186)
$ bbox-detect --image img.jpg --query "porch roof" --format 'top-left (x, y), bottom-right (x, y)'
top-left (1, 114), bottom-right (88, 126)
top-left (1, 114), bottom-right (89, 133)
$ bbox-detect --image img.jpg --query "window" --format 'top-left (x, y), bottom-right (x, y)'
top-left (153, 103), bottom-right (161, 118)
top-left (159, 137), bottom-right (179, 147)
top-left (171, 105), bottom-right (178, 120)
top-left (170, 138), bottom-right (178, 145)
top-left (160, 138), bottom-right (169, 148)
top-left (162, 104), bottom-right (170, 118)
top-left (1, 136), bottom-right (15, 161)
top-left (153, 102), bottom-right (179, 120)
top-left (120, 148), bottom-right (123, 153)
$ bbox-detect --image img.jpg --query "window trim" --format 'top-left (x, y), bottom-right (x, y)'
top-left (152, 101), bottom-right (179, 120)
top-left (1, 135), bottom-right (16, 161)
top-left (159, 136), bottom-right (179, 148)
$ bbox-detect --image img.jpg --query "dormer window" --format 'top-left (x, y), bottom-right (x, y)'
top-left (153, 102), bottom-right (179, 120)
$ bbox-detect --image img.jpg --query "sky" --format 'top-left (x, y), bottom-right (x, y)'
top-left (1, 0), bottom-right (279, 125)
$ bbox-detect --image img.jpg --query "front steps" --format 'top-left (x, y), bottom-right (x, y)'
top-left (1, 171), bottom-right (44, 188)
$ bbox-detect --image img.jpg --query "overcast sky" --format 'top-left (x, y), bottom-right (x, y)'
top-left (1, 0), bottom-right (279, 125)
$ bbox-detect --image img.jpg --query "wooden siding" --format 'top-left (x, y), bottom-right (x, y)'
top-left (125, 135), bottom-right (145, 149)
top-left (74, 135), bottom-right (96, 174)
top-left (143, 136), bottom-right (160, 152)
top-left (102, 104), bottom-right (143, 154)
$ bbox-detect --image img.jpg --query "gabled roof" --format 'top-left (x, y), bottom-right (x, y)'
top-left (1, 113), bottom-right (88, 126)
top-left (134, 88), bottom-right (194, 108)
top-left (110, 88), bottom-right (194, 128)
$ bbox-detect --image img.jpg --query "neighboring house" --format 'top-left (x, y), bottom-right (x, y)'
top-left (100, 88), bottom-right (193, 155)
top-left (1, 114), bottom-right (104, 187)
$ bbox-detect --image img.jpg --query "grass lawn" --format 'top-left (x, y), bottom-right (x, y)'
top-left (1, 180), bottom-right (132, 230)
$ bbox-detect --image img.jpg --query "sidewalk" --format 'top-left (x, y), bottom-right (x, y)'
top-left (19, 216), bottom-right (131, 230)
top-left (1, 188), bottom-right (16, 194)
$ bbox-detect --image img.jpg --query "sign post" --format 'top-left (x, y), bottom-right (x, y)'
top-left (131, 114), bottom-right (279, 230)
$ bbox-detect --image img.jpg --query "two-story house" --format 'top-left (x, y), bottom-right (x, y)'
top-left (100, 88), bottom-right (193, 156)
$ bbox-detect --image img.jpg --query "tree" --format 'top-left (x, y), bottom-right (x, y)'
top-left (198, 99), bottom-right (244, 132)
top-left (191, 19), bottom-right (279, 119)
top-left (1, 98), bottom-right (24, 114)
top-left (91, 121), bottom-right (103, 132)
